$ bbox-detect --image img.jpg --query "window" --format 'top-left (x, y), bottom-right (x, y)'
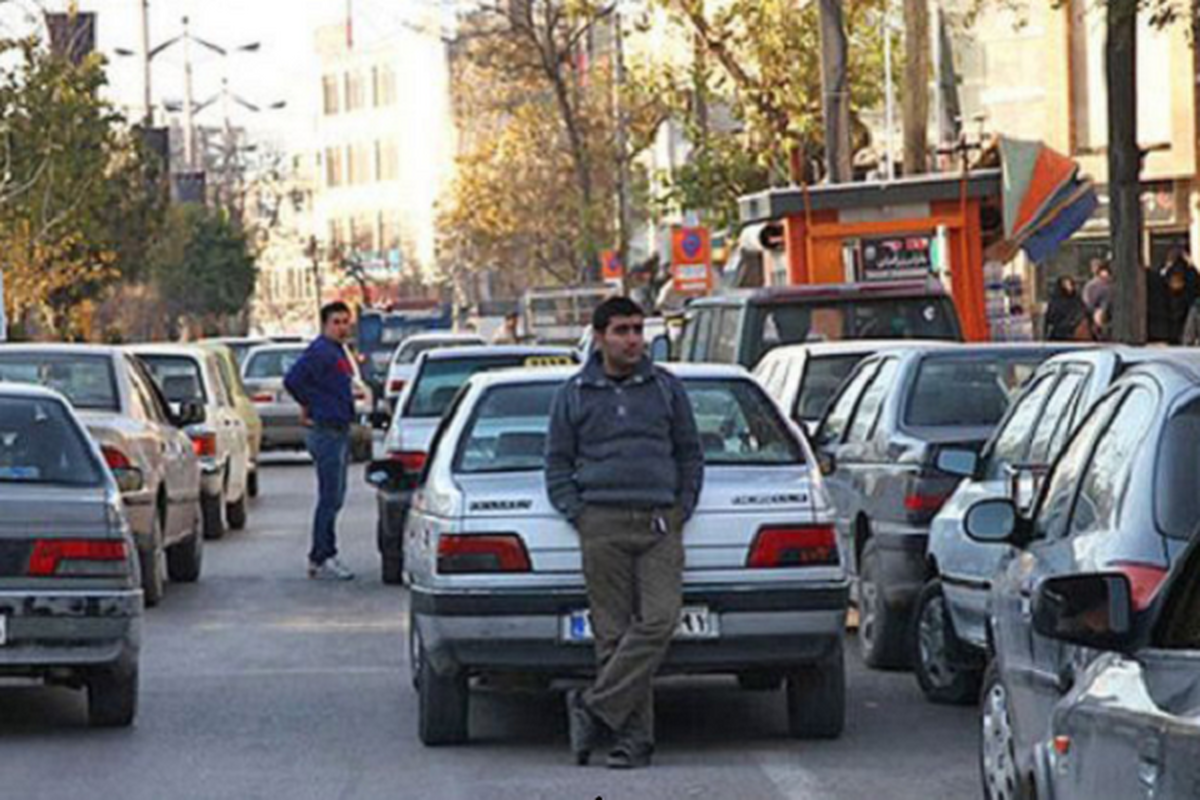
top-left (1027, 371), bottom-right (1088, 465)
top-left (139, 356), bottom-right (208, 405)
top-left (344, 71), bottom-right (366, 112)
top-left (711, 308), bottom-right (740, 363)
top-left (324, 147), bottom-right (344, 188)
top-left (0, 397), bottom-right (103, 487)
top-left (0, 354), bottom-right (119, 412)
top-left (206, 356), bottom-right (232, 407)
top-left (1033, 391), bottom-right (1124, 541)
top-left (405, 355), bottom-right (567, 419)
top-left (348, 143), bottom-right (372, 186)
top-left (687, 379), bottom-right (804, 465)
top-left (322, 74), bottom-right (340, 115)
top-left (125, 358), bottom-right (164, 423)
top-left (373, 64), bottom-right (396, 106)
top-left (376, 140), bottom-right (399, 182)
top-left (985, 373), bottom-right (1057, 480)
top-left (456, 383), bottom-right (558, 474)
top-left (818, 362), bottom-right (879, 445)
top-left (1068, 387), bottom-right (1156, 538)
top-left (245, 349), bottom-right (304, 380)
top-left (1155, 398), bottom-right (1200, 541)
top-left (688, 309), bottom-right (715, 362)
top-left (795, 354), bottom-right (867, 424)
top-left (905, 354), bottom-right (1042, 428)
top-left (846, 359), bottom-right (897, 444)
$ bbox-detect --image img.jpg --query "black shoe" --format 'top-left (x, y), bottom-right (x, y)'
top-left (606, 741), bottom-right (653, 769)
top-left (567, 689), bottom-right (607, 766)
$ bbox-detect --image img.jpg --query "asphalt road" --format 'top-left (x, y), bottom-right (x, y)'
top-left (0, 458), bottom-right (980, 800)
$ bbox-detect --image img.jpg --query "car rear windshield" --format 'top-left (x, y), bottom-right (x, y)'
top-left (750, 297), bottom-right (959, 363)
top-left (454, 377), bottom-right (803, 474)
top-left (795, 354), bottom-right (865, 422)
top-left (406, 354), bottom-right (575, 419)
top-left (395, 339), bottom-right (479, 366)
top-left (244, 349), bottom-right (304, 380)
top-left (0, 396), bottom-right (104, 486)
top-left (139, 355), bottom-right (207, 404)
top-left (904, 354), bottom-right (1043, 428)
top-left (0, 353), bottom-right (119, 412)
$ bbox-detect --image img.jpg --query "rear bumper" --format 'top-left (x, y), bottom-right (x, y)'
top-left (0, 589), bottom-right (141, 673)
top-left (413, 582), bottom-right (849, 675)
top-left (871, 526), bottom-right (929, 614)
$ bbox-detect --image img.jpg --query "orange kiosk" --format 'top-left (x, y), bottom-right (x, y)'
top-left (738, 170), bottom-right (1004, 342)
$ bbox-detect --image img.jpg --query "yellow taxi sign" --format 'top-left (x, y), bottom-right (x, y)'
top-left (523, 355), bottom-right (576, 368)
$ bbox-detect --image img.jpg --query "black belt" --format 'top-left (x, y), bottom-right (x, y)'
top-left (312, 421), bottom-right (351, 431)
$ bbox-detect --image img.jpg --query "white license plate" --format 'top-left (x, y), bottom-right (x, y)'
top-left (0, 615), bottom-right (7, 646)
top-left (562, 606), bottom-right (719, 644)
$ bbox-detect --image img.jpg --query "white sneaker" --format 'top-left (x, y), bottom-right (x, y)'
top-left (308, 557), bottom-right (355, 581)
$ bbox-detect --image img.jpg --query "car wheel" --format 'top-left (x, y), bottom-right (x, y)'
top-left (166, 503), bottom-right (204, 583)
top-left (139, 512), bottom-right (166, 608)
top-left (247, 468), bottom-right (259, 499)
top-left (981, 659), bottom-right (1035, 800)
top-left (227, 491), bottom-right (248, 531)
top-left (201, 487), bottom-right (227, 540)
top-left (858, 538), bottom-right (909, 670)
top-left (382, 551), bottom-right (403, 586)
top-left (737, 672), bottom-right (783, 692)
top-left (417, 630), bottom-right (469, 746)
top-left (912, 579), bottom-right (982, 705)
top-left (87, 658), bottom-right (138, 728)
top-left (785, 639), bottom-right (845, 739)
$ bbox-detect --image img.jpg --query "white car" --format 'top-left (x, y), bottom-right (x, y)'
top-left (382, 333), bottom-right (485, 412)
top-left (130, 344), bottom-right (253, 539)
top-left (392, 364), bottom-right (849, 746)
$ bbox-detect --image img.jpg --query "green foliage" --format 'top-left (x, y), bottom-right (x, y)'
top-left (151, 205), bottom-right (258, 323)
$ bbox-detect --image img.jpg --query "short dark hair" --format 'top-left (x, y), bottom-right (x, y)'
top-left (321, 301), bottom-right (352, 325)
top-left (592, 296), bottom-right (644, 332)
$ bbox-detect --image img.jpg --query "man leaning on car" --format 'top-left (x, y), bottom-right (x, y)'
top-left (545, 296), bottom-right (704, 769)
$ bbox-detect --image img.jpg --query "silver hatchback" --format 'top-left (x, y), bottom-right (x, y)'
top-left (403, 364), bottom-right (848, 745)
top-left (0, 384), bottom-right (142, 727)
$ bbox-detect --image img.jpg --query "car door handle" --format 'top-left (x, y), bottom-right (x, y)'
top-left (1137, 736), bottom-right (1162, 790)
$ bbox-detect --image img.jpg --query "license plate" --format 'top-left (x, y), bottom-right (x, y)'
top-left (561, 606), bottom-right (718, 644)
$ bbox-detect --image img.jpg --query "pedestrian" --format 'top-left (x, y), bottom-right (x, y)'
top-left (1147, 266), bottom-right (1171, 343)
top-left (545, 296), bottom-right (704, 769)
top-left (284, 301), bottom-right (357, 581)
top-left (491, 311), bottom-right (521, 344)
top-left (1043, 276), bottom-right (1091, 341)
top-left (1082, 261), bottom-right (1113, 340)
top-left (1162, 249), bottom-right (1199, 344)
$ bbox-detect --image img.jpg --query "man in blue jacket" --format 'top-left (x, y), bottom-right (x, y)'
top-left (284, 301), bottom-right (357, 581)
top-left (545, 296), bottom-right (704, 768)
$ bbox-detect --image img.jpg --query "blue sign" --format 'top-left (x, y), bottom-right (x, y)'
top-left (681, 231), bottom-right (704, 260)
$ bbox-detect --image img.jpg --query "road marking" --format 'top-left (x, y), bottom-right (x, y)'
top-left (755, 751), bottom-right (833, 800)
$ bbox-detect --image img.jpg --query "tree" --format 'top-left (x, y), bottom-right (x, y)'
top-left (1107, 0), bottom-right (1143, 343)
top-left (902, 0), bottom-right (930, 174)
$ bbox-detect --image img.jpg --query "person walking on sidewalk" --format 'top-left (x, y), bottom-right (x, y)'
top-left (284, 301), bottom-right (357, 581)
top-left (545, 296), bottom-right (704, 769)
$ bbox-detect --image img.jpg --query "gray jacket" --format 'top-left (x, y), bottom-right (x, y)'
top-left (545, 354), bottom-right (704, 522)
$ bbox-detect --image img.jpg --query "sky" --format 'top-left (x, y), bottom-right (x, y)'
top-left (2, 0), bottom-right (454, 149)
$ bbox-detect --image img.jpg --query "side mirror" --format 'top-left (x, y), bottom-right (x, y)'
top-left (371, 411), bottom-right (391, 430)
top-left (964, 498), bottom-right (1018, 544)
top-left (817, 450), bottom-right (836, 476)
top-left (112, 465), bottom-right (145, 494)
top-left (175, 400), bottom-right (206, 427)
top-left (364, 458), bottom-right (418, 490)
top-left (1033, 573), bottom-right (1134, 651)
top-left (936, 448), bottom-right (979, 479)
top-left (649, 334), bottom-right (671, 363)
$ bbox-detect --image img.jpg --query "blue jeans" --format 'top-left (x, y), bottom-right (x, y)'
top-left (306, 426), bottom-right (350, 564)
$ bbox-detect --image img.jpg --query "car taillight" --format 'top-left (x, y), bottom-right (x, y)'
top-left (389, 450), bottom-right (427, 473)
top-left (389, 379), bottom-right (406, 394)
top-left (101, 446), bottom-right (133, 471)
top-left (747, 525), bottom-right (839, 568)
top-left (437, 534), bottom-right (531, 574)
top-left (191, 432), bottom-right (218, 458)
top-left (904, 492), bottom-right (951, 514)
top-left (251, 391), bottom-right (274, 404)
top-left (1111, 561), bottom-right (1169, 611)
top-left (354, 389), bottom-right (368, 402)
top-left (27, 539), bottom-right (128, 577)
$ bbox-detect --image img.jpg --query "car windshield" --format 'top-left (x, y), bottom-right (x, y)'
top-left (0, 396), bottom-right (104, 486)
top-left (406, 354), bottom-right (575, 418)
top-left (139, 355), bottom-right (207, 404)
top-left (454, 377), bottom-right (802, 474)
top-left (245, 349), bottom-right (304, 380)
top-left (795, 354), bottom-right (866, 423)
top-left (0, 353), bottom-right (120, 411)
top-left (905, 354), bottom-right (1043, 428)
top-left (395, 339), bottom-right (479, 366)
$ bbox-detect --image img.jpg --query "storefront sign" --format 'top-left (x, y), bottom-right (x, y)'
top-left (859, 235), bottom-right (934, 281)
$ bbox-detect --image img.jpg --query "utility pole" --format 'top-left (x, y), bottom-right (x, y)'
top-left (182, 16), bottom-right (196, 171)
top-left (613, 8), bottom-right (633, 278)
top-left (138, 0), bottom-right (152, 125)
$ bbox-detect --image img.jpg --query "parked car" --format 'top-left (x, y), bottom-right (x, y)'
top-left (389, 364), bottom-right (848, 746)
top-left (369, 345), bottom-right (578, 584)
top-left (241, 343), bottom-right (374, 462)
top-left (0, 345), bottom-right (204, 606)
top-left (811, 344), bottom-right (1068, 668)
top-left (1032, 537), bottom-right (1200, 800)
top-left (677, 280), bottom-right (963, 369)
top-left (0, 384), bottom-right (144, 726)
top-left (917, 347), bottom-right (1162, 704)
top-left (957, 352), bottom-right (1200, 800)
top-left (130, 344), bottom-right (253, 539)
top-left (201, 341), bottom-right (264, 498)
top-left (382, 333), bottom-right (486, 414)
top-left (754, 340), bottom-right (956, 435)
top-left (199, 336), bottom-right (270, 367)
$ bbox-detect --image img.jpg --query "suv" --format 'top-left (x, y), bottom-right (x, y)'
top-left (678, 281), bottom-right (963, 368)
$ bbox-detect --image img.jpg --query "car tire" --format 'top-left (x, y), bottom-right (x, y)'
top-left (227, 491), bottom-right (248, 531)
top-left (382, 552), bottom-right (403, 586)
top-left (87, 659), bottom-right (138, 728)
top-left (166, 505), bottom-right (203, 583)
top-left (416, 631), bottom-right (469, 746)
top-left (139, 512), bottom-right (166, 608)
top-left (201, 487), bottom-right (227, 540)
top-left (912, 579), bottom-right (982, 705)
top-left (737, 672), bottom-right (784, 692)
top-left (858, 538), bottom-right (909, 670)
top-left (247, 468), bottom-right (259, 499)
top-left (980, 659), bottom-right (1035, 800)
top-left (785, 639), bottom-right (845, 739)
